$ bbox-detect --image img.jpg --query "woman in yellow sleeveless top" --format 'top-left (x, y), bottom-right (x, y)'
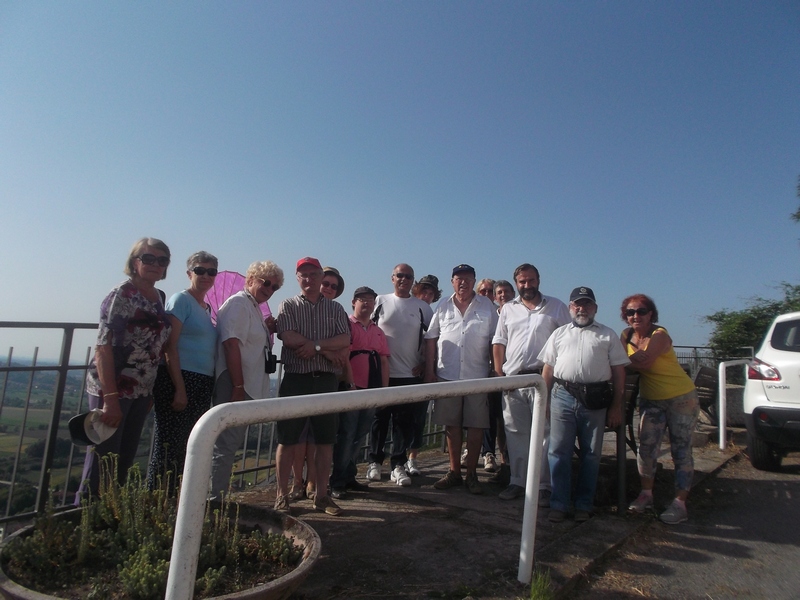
top-left (620, 294), bottom-right (699, 525)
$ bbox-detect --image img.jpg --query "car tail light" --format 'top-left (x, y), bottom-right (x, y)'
top-left (747, 358), bottom-right (781, 381)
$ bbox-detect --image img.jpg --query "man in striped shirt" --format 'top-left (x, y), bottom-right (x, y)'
top-left (275, 257), bottom-right (350, 515)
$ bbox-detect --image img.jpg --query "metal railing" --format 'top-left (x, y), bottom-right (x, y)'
top-left (0, 322), bottom-right (445, 533)
top-left (165, 375), bottom-right (549, 599)
top-left (0, 321), bottom-right (97, 524)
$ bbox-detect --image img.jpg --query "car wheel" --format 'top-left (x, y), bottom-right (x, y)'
top-left (748, 431), bottom-right (782, 471)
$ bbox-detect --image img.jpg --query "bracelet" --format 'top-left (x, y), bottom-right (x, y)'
top-left (104, 392), bottom-right (119, 397)
top-left (233, 385), bottom-right (244, 389)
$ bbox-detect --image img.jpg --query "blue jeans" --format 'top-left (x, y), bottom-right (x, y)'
top-left (331, 407), bottom-right (375, 488)
top-left (548, 383), bottom-right (607, 513)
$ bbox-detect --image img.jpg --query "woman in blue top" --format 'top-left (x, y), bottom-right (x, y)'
top-left (147, 251), bottom-right (219, 492)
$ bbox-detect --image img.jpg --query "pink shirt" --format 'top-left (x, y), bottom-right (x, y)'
top-left (349, 316), bottom-right (391, 389)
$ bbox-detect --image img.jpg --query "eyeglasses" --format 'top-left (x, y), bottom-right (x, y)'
top-left (191, 267), bottom-right (218, 277)
top-left (137, 254), bottom-right (170, 267)
top-left (393, 272), bottom-right (413, 280)
top-left (355, 297), bottom-right (375, 303)
top-left (625, 308), bottom-right (650, 317)
top-left (321, 281), bottom-right (339, 291)
top-left (259, 278), bottom-right (281, 292)
top-left (478, 288), bottom-right (493, 295)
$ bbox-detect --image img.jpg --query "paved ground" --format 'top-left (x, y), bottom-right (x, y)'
top-left (234, 424), bottom-right (740, 599)
top-left (570, 450), bottom-right (800, 599)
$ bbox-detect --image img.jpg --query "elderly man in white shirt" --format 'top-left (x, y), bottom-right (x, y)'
top-left (538, 286), bottom-right (629, 524)
top-left (425, 264), bottom-right (499, 495)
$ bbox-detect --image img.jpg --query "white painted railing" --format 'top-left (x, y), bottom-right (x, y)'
top-left (717, 359), bottom-right (751, 449)
top-left (165, 375), bottom-right (547, 599)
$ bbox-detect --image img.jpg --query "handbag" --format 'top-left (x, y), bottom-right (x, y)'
top-left (555, 378), bottom-right (613, 411)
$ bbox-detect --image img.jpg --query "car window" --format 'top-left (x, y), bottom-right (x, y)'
top-left (771, 319), bottom-right (800, 352)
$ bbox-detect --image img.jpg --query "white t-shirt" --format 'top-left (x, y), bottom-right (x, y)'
top-left (373, 293), bottom-right (434, 378)
top-left (426, 293), bottom-right (499, 381)
top-left (215, 291), bottom-right (270, 399)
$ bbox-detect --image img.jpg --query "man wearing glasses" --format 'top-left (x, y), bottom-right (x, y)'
top-left (366, 264), bottom-right (434, 486)
top-left (274, 257), bottom-right (351, 515)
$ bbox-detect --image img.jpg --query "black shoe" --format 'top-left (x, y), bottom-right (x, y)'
top-left (488, 464), bottom-right (510, 486)
top-left (345, 480), bottom-right (370, 492)
top-left (331, 487), bottom-right (348, 499)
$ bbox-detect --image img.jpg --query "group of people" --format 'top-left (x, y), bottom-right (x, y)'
top-left (78, 237), bottom-right (700, 525)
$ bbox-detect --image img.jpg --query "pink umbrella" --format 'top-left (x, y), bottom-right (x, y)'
top-left (205, 271), bottom-right (272, 326)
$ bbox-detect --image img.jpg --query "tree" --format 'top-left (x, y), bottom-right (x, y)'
top-left (704, 283), bottom-right (800, 358)
top-left (792, 175), bottom-right (800, 223)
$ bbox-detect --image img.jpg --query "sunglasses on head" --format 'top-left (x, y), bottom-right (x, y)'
top-left (625, 308), bottom-right (650, 317)
top-left (259, 278), bottom-right (281, 292)
top-left (137, 254), bottom-right (170, 267)
top-left (321, 281), bottom-right (339, 291)
top-left (191, 267), bottom-right (218, 277)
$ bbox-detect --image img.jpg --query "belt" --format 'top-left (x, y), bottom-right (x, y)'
top-left (554, 377), bottom-right (608, 388)
top-left (286, 371), bottom-right (335, 378)
top-left (517, 368), bottom-right (542, 375)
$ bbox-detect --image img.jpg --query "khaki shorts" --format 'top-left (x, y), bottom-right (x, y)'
top-left (431, 379), bottom-right (490, 428)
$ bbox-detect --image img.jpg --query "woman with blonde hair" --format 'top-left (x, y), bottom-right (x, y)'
top-left (209, 260), bottom-right (283, 498)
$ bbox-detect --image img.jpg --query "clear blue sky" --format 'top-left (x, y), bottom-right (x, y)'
top-left (1, 1), bottom-right (799, 359)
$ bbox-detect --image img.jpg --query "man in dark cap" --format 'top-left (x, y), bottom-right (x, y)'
top-left (538, 286), bottom-right (629, 523)
top-left (424, 264), bottom-right (498, 494)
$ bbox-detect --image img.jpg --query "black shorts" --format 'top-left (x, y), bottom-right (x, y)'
top-left (276, 372), bottom-right (339, 445)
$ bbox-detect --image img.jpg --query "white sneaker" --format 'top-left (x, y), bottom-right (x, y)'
top-left (390, 465), bottom-right (411, 487)
top-left (367, 462), bottom-right (382, 481)
top-left (405, 459), bottom-right (421, 476)
top-left (483, 452), bottom-right (499, 473)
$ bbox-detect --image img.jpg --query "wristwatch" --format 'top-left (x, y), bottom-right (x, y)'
top-left (314, 341), bottom-right (321, 353)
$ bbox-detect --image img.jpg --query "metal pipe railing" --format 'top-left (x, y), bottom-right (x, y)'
top-left (717, 359), bottom-right (751, 449)
top-left (165, 374), bottom-right (547, 599)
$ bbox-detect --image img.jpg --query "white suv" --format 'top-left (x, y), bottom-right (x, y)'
top-left (743, 311), bottom-right (800, 470)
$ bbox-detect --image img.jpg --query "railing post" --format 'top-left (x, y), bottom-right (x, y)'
top-left (516, 380), bottom-right (547, 584)
top-left (717, 359), bottom-right (751, 449)
top-left (36, 326), bottom-right (75, 514)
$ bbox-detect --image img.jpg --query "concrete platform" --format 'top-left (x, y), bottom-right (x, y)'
top-left (233, 427), bottom-right (745, 599)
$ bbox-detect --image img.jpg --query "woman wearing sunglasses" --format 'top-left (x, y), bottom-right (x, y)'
top-left (620, 294), bottom-right (699, 525)
top-left (209, 260), bottom-right (284, 499)
top-left (147, 251), bottom-right (219, 493)
top-left (77, 237), bottom-right (172, 500)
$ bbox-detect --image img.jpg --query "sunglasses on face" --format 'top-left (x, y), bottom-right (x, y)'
top-left (626, 308), bottom-right (650, 317)
top-left (137, 254), bottom-right (170, 267)
top-left (191, 267), bottom-right (218, 277)
top-left (259, 278), bottom-right (281, 292)
top-left (393, 272), bottom-right (413, 280)
top-left (321, 281), bottom-right (339, 291)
